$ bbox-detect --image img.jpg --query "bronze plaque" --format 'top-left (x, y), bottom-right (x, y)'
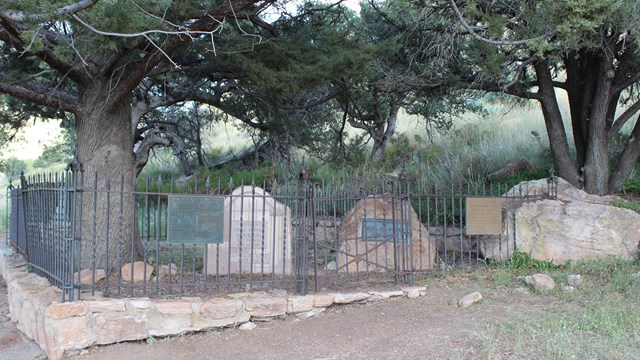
top-left (361, 218), bottom-right (409, 242)
top-left (167, 195), bottom-right (224, 244)
top-left (465, 197), bottom-right (502, 235)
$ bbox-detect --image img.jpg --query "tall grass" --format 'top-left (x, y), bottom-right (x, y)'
top-left (303, 97), bottom-right (558, 192)
top-left (479, 259), bottom-right (640, 359)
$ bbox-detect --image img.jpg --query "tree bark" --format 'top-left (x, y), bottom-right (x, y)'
top-left (565, 50), bottom-right (596, 169)
top-left (370, 104), bottom-right (400, 163)
top-left (75, 81), bottom-right (143, 273)
top-left (609, 117), bottom-right (640, 192)
top-left (582, 56), bottom-right (614, 195)
top-left (534, 60), bottom-right (581, 187)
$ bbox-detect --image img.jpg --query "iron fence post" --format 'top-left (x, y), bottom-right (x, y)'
top-left (5, 180), bottom-right (12, 245)
top-left (20, 172), bottom-right (30, 263)
top-left (399, 166), bottom-right (414, 286)
top-left (64, 159), bottom-right (82, 301)
top-left (295, 166), bottom-right (310, 294)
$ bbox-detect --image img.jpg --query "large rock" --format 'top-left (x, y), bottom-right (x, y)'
top-left (337, 195), bottom-right (437, 272)
top-left (121, 261), bottom-right (154, 283)
top-left (481, 178), bottom-right (640, 264)
top-left (525, 273), bottom-right (555, 293)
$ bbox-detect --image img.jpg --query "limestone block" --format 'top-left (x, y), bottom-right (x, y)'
top-left (313, 293), bottom-right (334, 308)
top-left (153, 299), bottom-right (195, 315)
top-left (93, 313), bottom-right (148, 345)
top-left (129, 299), bottom-right (152, 310)
top-left (44, 313), bottom-right (94, 350)
top-left (84, 299), bottom-right (127, 313)
top-left (201, 298), bottom-right (243, 320)
top-left (369, 290), bottom-right (405, 299)
top-left (147, 311), bottom-right (192, 337)
top-left (332, 292), bottom-right (370, 304)
top-left (46, 302), bottom-right (89, 319)
top-left (287, 295), bottom-right (315, 313)
top-left (243, 296), bottom-right (288, 318)
top-left (402, 287), bottom-right (421, 299)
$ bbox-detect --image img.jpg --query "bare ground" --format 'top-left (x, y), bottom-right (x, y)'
top-left (55, 273), bottom-right (563, 360)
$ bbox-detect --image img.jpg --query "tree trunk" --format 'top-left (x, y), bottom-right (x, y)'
top-left (534, 60), bottom-right (581, 187)
top-left (75, 82), bottom-right (143, 274)
top-left (565, 50), bottom-right (596, 169)
top-left (582, 57), bottom-right (614, 195)
top-left (369, 104), bottom-right (400, 163)
top-left (609, 116), bottom-right (640, 192)
top-left (371, 137), bottom-right (390, 163)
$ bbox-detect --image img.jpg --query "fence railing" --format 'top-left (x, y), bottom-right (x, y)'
top-left (7, 167), bottom-right (557, 301)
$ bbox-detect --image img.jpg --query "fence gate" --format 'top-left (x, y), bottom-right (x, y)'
top-left (299, 173), bottom-right (418, 294)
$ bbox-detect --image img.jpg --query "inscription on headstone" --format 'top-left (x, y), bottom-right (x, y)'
top-left (167, 195), bottom-right (224, 244)
top-left (205, 187), bottom-right (292, 275)
top-left (466, 197), bottom-right (503, 235)
top-left (229, 221), bottom-right (271, 263)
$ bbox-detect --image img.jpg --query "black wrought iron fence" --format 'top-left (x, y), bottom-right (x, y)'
top-left (7, 167), bottom-right (557, 302)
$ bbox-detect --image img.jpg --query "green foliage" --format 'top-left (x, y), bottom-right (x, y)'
top-left (506, 251), bottom-right (561, 272)
top-left (612, 198), bottom-right (640, 213)
top-left (33, 126), bottom-right (74, 169)
top-left (146, 335), bottom-right (157, 346)
top-left (138, 160), bottom-right (279, 194)
top-left (620, 176), bottom-right (640, 194)
top-left (0, 157), bottom-right (27, 179)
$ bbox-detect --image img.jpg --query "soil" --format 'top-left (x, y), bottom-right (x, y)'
top-left (75, 273), bottom-right (559, 360)
top-left (0, 272), bottom-right (562, 360)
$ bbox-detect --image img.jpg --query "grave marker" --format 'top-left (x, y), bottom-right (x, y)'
top-left (205, 186), bottom-right (292, 275)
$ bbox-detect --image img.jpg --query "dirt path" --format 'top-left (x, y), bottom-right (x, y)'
top-left (68, 275), bottom-right (558, 360)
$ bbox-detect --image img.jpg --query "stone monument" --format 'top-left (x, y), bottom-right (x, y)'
top-left (336, 194), bottom-right (436, 272)
top-left (205, 186), bottom-right (293, 275)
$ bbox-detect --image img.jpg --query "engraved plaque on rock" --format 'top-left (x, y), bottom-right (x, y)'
top-left (361, 218), bottom-right (409, 242)
top-left (465, 197), bottom-right (502, 235)
top-left (167, 195), bottom-right (224, 244)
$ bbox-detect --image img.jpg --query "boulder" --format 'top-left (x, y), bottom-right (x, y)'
top-left (336, 195), bottom-right (437, 272)
top-left (121, 261), bottom-right (154, 283)
top-left (458, 292), bottom-right (483, 308)
top-left (525, 273), bottom-right (555, 293)
top-left (156, 263), bottom-right (178, 280)
top-left (481, 178), bottom-right (640, 264)
top-left (430, 227), bottom-right (478, 253)
top-left (73, 269), bottom-right (106, 285)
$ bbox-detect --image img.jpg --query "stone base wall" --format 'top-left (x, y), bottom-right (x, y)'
top-left (0, 241), bottom-right (426, 360)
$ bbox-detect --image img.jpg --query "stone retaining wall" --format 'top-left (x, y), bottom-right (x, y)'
top-left (0, 242), bottom-right (426, 360)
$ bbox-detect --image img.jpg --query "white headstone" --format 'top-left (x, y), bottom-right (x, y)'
top-left (205, 186), bottom-right (293, 275)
